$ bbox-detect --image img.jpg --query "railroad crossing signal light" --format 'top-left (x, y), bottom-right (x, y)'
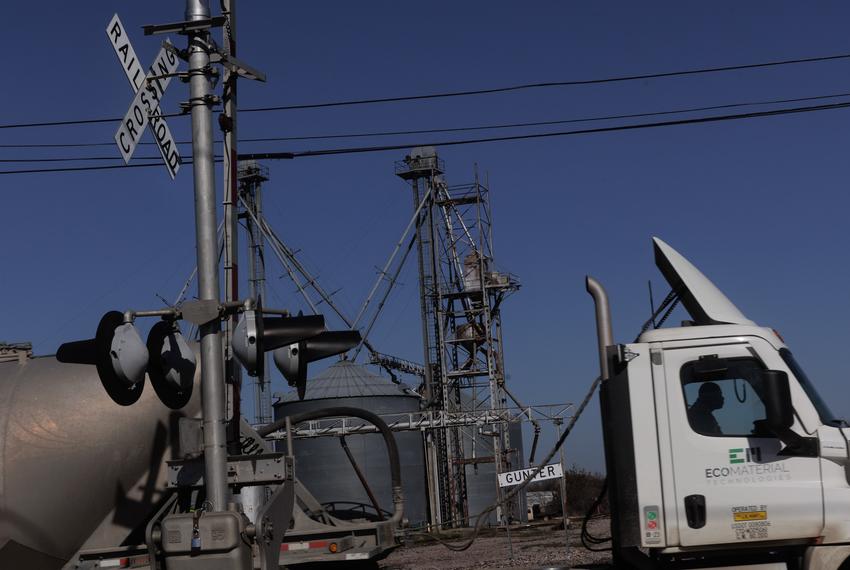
top-left (273, 330), bottom-right (362, 400)
top-left (147, 320), bottom-right (196, 409)
top-left (57, 311), bottom-right (195, 408)
top-left (231, 305), bottom-right (325, 379)
top-left (57, 311), bottom-right (149, 406)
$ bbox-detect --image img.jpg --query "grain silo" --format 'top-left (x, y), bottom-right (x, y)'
top-left (273, 360), bottom-right (429, 527)
top-left (461, 404), bottom-right (526, 526)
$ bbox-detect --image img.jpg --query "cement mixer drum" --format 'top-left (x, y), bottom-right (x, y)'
top-left (0, 350), bottom-right (200, 569)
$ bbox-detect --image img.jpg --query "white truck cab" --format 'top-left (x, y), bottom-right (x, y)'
top-left (586, 238), bottom-right (850, 570)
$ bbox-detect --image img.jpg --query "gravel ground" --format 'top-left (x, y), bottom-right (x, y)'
top-left (377, 518), bottom-right (612, 570)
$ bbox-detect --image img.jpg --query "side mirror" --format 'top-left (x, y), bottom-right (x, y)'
top-left (759, 369), bottom-right (818, 456)
top-left (761, 369), bottom-right (793, 433)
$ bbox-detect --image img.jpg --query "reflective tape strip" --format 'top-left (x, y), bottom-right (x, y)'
top-left (280, 540), bottom-right (329, 552)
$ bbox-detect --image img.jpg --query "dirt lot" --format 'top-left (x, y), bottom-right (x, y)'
top-left (377, 518), bottom-right (612, 570)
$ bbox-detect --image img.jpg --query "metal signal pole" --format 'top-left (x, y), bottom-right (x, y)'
top-left (221, 0), bottom-right (242, 450)
top-left (186, 0), bottom-right (229, 511)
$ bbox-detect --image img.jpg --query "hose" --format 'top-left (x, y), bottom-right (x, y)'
top-left (257, 406), bottom-right (404, 525)
top-left (580, 478), bottom-right (612, 552)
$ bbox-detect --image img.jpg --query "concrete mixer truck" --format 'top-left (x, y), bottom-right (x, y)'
top-left (585, 238), bottom-right (850, 570)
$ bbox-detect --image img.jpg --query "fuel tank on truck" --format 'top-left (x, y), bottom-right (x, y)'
top-left (0, 345), bottom-right (201, 570)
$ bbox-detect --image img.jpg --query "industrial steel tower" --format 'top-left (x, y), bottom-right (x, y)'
top-left (396, 147), bottom-right (520, 528)
top-left (238, 160), bottom-right (273, 425)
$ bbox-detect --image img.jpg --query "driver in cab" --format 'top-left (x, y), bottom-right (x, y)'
top-left (688, 382), bottom-right (724, 435)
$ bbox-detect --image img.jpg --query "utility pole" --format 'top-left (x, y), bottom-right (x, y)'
top-left (221, 0), bottom-right (242, 447)
top-left (186, 0), bottom-right (229, 511)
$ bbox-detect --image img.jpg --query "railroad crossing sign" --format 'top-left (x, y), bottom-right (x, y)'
top-left (497, 463), bottom-right (564, 488)
top-left (106, 14), bottom-right (181, 179)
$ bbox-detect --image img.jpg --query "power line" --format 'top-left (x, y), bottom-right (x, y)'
top-left (0, 163), bottom-right (169, 175)
top-left (3, 91), bottom-right (850, 151)
top-left (0, 159), bottom-right (222, 176)
top-left (1, 52), bottom-right (850, 131)
top-left (239, 52), bottom-right (850, 113)
top-left (0, 157), bottom-right (163, 163)
top-left (0, 156), bottom-right (219, 163)
top-left (2, 101), bottom-right (848, 175)
top-left (240, 100), bottom-right (850, 160)
top-left (235, 91), bottom-right (850, 141)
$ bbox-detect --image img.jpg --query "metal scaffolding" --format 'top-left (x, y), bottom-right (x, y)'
top-left (230, 152), bottom-right (534, 529)
top-left (262, 403), bottom-right (573, 440)
top-left (395, 147), bottom-right (521, 528)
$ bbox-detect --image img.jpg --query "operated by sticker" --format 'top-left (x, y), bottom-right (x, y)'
top-left (731, 505), bottom-right (770, 540)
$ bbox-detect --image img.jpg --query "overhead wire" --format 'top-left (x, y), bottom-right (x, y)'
top-left (0, 159), bottom-right (222, 175)
top-left (2, 101), bottom-right (850, 175)
top-left (1, 51), bottom-right (850, 130)
top-left (234, 91), bottom-right (850, 141)
top-left (0, 156), bottom-right (221, 163)
top-left (0, 156), bottom-right (164, 163)
top-left (241, 100), bottom-right (850, 160)
top-left (238, 52), bottom-right (850, 113)
top-left (3, 91), bottom-right (850, 150)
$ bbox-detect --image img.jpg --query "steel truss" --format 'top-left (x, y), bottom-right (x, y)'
top-left (263, 403), bottom-right (573, 440)
top-left (395, 148), bottom-right (521, 528)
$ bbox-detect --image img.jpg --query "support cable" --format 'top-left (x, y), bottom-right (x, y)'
top-left (339, 435), bottom-right (386, 521)
top-left (239, 197), bottom-right (321, 314)
top-left (353, 234), bottom-right (419, 362)
top-left (241, 199), bottom-right (391, 364)
top-left (351, 186), bottom-right (432, 330)
top-left (502, 384), bottom-right (542, 465)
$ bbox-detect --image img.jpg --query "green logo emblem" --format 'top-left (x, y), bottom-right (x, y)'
top-left (729, 447), bottom-right (761, 464)
top-left (729, 448), bottom-right (745, 464)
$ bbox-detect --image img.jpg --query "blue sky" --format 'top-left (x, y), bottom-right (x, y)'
top-left (3, 2), bottom-right (850, 472)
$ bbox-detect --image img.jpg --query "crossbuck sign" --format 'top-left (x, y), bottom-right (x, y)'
top-left (106, 14), bottom-right (181, 179)
top-left (497, 463), bottom-right (564, 488)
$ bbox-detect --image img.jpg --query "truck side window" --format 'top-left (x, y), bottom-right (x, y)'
top-left (681, 358), bottom-right (771, 437)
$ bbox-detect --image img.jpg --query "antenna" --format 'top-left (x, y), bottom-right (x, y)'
top-left (638, 287), bottom-right (682, 338)
top-left (648, 280), bottom-right (657, 329)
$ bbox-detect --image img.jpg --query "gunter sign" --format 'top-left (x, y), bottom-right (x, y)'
top-left (497, 463), bottom-right (564, 488)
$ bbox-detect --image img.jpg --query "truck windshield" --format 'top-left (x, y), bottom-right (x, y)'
top-left (779, 348), bottom-right (845, 427)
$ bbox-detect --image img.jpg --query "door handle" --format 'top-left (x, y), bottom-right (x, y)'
top-left (684, 494), bottom-right (706, 529)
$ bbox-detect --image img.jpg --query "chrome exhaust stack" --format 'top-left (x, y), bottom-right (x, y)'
top-left (586, 276), bottom-right (614, 381)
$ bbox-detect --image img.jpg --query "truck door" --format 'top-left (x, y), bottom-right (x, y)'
top-left (664, 341), bottom-right (823, 547)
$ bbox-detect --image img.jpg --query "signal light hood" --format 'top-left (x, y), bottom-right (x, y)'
top-left (653, 237), bottom-right (755, 326)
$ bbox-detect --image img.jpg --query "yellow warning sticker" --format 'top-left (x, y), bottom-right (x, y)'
top-left (734, 511), bottom-right (767, 522)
